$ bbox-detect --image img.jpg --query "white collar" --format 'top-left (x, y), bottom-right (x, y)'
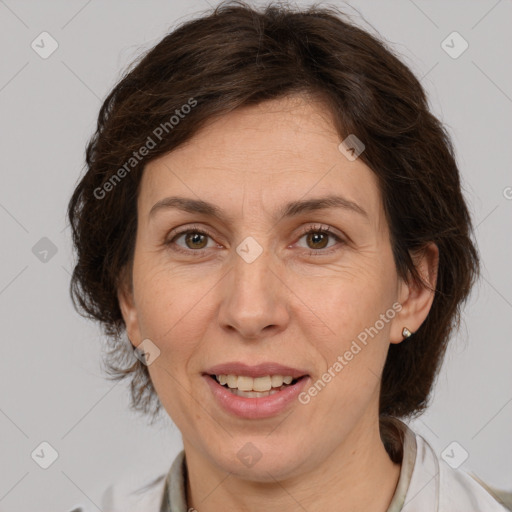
top-left (392, 420), bottom-right (509, 511)
top-left (93, 420), bottom-right (509, 511)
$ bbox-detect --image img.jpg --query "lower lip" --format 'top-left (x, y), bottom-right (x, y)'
top-left (203, 375), bottom-right (310, 419)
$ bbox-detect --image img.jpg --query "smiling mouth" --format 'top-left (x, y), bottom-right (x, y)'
top-left (208, 374), bottom-right (306, 398)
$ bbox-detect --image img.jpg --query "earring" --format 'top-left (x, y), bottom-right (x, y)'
top-left (402, 327), bottom-right (412, 339)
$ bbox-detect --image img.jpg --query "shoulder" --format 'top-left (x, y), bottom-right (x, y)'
top-left (438, 459), bottom-right (512, 512)
top-left (64, 450), bottom-right (186, 512)
top-left (406, 427), bottom-right (511, 511)
top-left (101, 472), bottom-right (167, 511)
top-left (64, 472), bottom-right (167, 512)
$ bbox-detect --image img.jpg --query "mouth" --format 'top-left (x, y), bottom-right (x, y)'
top-left (202, 363), bottom-right (311, 419)
top-left (207, 373), bottom-right (307, 398)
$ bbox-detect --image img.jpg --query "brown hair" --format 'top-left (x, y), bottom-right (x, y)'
top-left (67, 0), bottom-right (479, 460)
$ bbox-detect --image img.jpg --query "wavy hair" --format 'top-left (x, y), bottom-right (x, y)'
top-left (67, 0), bottom-right (479, 460)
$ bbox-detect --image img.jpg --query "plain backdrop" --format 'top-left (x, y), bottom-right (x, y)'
top-left (0, 0), bottom-right (511, 510)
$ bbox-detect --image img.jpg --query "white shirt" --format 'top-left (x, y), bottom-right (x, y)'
top-left (68, 420), bottom-right (511, 511)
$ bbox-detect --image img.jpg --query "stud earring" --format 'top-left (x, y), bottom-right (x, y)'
top-left (402, 327), bottom-right (412, 339)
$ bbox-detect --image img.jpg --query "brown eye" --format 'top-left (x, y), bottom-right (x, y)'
top-left (183, 231), bottom-right (209, 250)
top-left (305, 231), bottom-right (330, 250)
top-left (296, 225), bottom-right (345, 255)
top-left (166, 227), bottom-right (216, 254)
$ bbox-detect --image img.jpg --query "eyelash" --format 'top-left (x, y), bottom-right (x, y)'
top-left (165, 223), bottom-right (345, 257)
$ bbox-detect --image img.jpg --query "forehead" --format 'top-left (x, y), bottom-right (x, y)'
top-left (139, 95), bottom-right (383, 226)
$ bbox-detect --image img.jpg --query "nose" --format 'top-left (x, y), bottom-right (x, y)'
top-left (217, 244), bottom-right (290, 340)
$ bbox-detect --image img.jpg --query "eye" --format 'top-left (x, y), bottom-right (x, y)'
top-left (165, 224), bottom-right (218, 254)
top-left (164, 223), bottom-right (345, 256)
top-left (295, 224), bottom-right (344, 255)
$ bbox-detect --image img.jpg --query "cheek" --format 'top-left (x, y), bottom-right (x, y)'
top-left (293, 256), bottom-right (397, 389)
top-left (295, 256), bottom-right (396, 335)
top-left (130, 272), bottom-right (206, 421)
top-left (133, 258), bottom-right (206, 340)
top-left (138, 271), bottom-right (204, 420)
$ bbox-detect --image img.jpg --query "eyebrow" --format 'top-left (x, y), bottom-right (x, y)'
top-left (148, 194), bottom-right (368, 223)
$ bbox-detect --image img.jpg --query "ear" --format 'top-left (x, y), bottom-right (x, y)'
top-left (117, 265), bottom-right (142, 350)
top-left (390, 242), bottom-right (439, 344)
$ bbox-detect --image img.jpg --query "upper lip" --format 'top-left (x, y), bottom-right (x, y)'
top-left (204, 362), bottom-right (309, 379)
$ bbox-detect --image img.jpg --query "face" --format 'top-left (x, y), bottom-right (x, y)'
top-left (118, 95), bottom-right (435, 482)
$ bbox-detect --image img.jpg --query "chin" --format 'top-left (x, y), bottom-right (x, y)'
top-left (209, 439), bottom-right (306, 482)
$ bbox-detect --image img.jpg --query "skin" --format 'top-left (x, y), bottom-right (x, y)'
top-left (118, 94), bottom-right (438, 512)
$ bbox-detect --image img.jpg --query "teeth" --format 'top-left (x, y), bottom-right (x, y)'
top-left (271, 375), bottom-right (283, 387)
top-left (216, 374), bottom-right (296, 391)
top-left (230, 388), bottom-right (282, 398)
top-left (226, 375), bottom-right (238, 388)
top-left (254, 376), bottom-right (272, 391)
top-left (237, 375), bottom-right (256, 391)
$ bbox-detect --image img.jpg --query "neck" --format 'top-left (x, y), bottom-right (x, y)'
top-left (183, 416), bottom-right (402, 512)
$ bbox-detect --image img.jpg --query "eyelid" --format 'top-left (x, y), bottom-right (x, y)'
top-left (167, 223), bottom-right (215, 239)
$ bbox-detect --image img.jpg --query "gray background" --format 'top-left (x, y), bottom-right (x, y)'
top-left (0, 0), bottom-right (511, 510)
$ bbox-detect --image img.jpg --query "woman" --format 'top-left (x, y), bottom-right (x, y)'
top-left (66, 1), bottom-right (511, 511)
